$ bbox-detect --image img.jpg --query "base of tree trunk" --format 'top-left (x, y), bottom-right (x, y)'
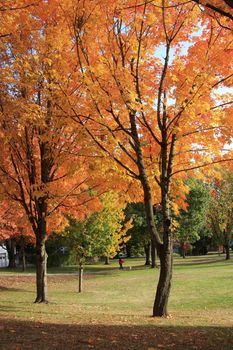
top-left (151, 264), bottom-right (159, 269)
top-left (152, 249), bottom-right (172, 317)
top-left (34, 297), bottom-right (48, 304)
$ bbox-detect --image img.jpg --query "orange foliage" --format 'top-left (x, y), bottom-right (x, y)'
top-left (0, 1), bottom-right (108, 242)
top-left (0, 0), bottom-right (232, 232)
top-left (62, 0), bottom-right (233, 211)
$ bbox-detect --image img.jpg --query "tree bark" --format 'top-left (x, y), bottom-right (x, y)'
top-left (129, 109), bottom-right (175, 317)
top-left (153, 247), bottom-right (173, 316)
top-left (104, 256), bottom-right (110, 265)
top-left (142, 179), bottom-right (173, 316)
top-left (224, 230), bottom-right (231, 260)
top-left (78, 264), bottom-right (83, 293)
top-left (144, 242), bottom-right (151, 265)
top-left (126, 244), bottom-right (132, 258)
top-left (21, 244), bottom-right (26, 272)
top-left (19, 237), bottom-right (26, 271)
top-left (152, 130), bottom-right (175, 316)
top-left (34, 219), bottom-right (48, 303)
top-left (224, 244), bottom-right (230, 260)
top-left (151, 238), bottom-right (157, 268)
top-left (22, 249), bottom-right (26, 272)
top-left (6, 238), bottom-right (17, 268)
top-left (192, 0), bottom-right (233, 21)
top-left (33, 128), bottom-right (51, 303)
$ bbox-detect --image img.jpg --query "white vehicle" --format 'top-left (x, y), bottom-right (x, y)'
top-left (0, 245), bottom-right (9, 268)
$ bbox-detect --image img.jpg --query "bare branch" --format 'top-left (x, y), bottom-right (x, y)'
top-left (0, 1), bottom-right (41, 11)
top-left (212, 73), bottom-right (233, 88)
top-left (47, 178), bottom-right (89, 217)
top-left (171, 157), bottom-right (233, 177)
top-left (122, 0), bottom-right (193, 11)
top-left (211, 101), bottom-right (233, 110)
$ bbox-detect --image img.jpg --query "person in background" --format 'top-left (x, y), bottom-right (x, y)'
top-left (118, 257), bottom-right (124, 270)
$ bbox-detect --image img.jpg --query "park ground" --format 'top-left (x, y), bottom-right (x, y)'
top-left (0, 254), bottom-right (233, 349)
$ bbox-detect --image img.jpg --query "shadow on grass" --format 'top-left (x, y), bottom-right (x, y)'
top-left (1, 318), bottom-right (233, 350)
top-left (174, 257), bottom-right (228, 266)
top-left (0, 286), bottom-right (30, 293)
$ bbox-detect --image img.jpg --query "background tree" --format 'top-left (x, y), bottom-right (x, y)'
top-left (0, 201), bottom-right (34, 269)
top-left (176, 178), bottom-right (211, 257)
top-left (209, 170), bottom-right (233, 260)
top-left (62, 192), bottom-right (131, 292)
top-left (125, 203), bottom-right (149, 259)
top-left (125, 202), bottom-right (159, 267)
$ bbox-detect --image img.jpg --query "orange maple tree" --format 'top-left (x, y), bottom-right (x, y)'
top-left (66, 0), bottom-right (233, 316)
top-left (0, 200), bottom-right (34, 269)
top-left (0, 1), bottom-right (106, 302)
top-left (0, 0), bottom-right (232, 316)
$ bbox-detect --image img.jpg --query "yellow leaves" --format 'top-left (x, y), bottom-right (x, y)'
top-left (146, 11), bottom-right (159, 26)
top-left (43, 58), bottom-right (53, 67)
top-left (171, 202), bottom-right (180, 216)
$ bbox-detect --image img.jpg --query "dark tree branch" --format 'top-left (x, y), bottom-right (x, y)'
top-left (211, 101), bottom-right (233, 110)
top-left (0, 1), bottom-right (40, 11)
top-left (171, 157), bottom-right (233, 177)
top-left (192, 0), bottom-right (233, 21)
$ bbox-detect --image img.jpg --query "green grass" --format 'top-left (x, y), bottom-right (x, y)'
top-left (0, 257), bottom-right (146, 274)
top-left (1, 254), bottom-right (233, 349)
top-left (0, 252), bottom-right (227, 274)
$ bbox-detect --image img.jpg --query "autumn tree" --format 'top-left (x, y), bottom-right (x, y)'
top-left (0, 199), bottom-right (33, 269)
top-left (62, 191), bottom-right (131, 292)
top-left (176, 178), bottom-right (211, 257)
top-left (124, 202), bottom-right (159, 267)
top-left (1, 0), bottom-right (232, 316)
top-left (67, 0), bottom-right (233, 316)
top-left (124, 203), bottom-right (150, 259)
top-left (0, 2), bottom-right (104, 302)
top-left (209, 170), bottom-right (233, 260)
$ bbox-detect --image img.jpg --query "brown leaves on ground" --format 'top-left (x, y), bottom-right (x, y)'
top-left (0, 274), bottom-right (81, 292)
top-left (1, 319), bottom-right (233, 350)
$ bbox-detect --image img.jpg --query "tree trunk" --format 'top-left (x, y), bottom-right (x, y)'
top-left (34, 234), bottom-right (48, 303)
top-left (138, 154), bottom-right (170, 317)
top-left (104, 256), bottom-right (110, 265)
top-left (153, 247), bottom-right (172, 316)
top-left (224, 244), bottom-right (230, 260)
top-left (223, 230), bottom-right (230, 260)
top-left (151, 238), bottom-right (158, 268)
top-left (152, 132), bottom-right (176, 316)
top-left (21, 245), bottom-right (26, 271)
top-left (144, 242), bottom-right (151, 265)
top-left (6, 238), bottom-right (17, 268)
top-left (126, 244), bottom-right (132, 258)
top-left (19, 237), bottom-right (26, 271)
top-left (78, 264), bottom-right (83, 293)
top-left (142, 182), bottom-right (172, 317)
top-left (152, 194), bottom-right (173, 317)
top-left (129, 111), bottom-right (174, 317)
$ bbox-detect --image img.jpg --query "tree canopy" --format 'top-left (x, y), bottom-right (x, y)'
top-left (0, 0), bottom-right (232, 315)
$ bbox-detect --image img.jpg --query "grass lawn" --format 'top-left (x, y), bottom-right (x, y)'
top-left (0, 254), bottom-right (233, 349)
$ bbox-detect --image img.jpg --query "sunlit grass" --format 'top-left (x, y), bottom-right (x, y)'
top-left (1, 253), bottom-right (233, 328)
